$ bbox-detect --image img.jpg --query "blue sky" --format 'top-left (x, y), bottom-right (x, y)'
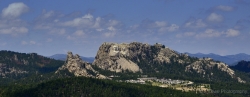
top-left (0, 0), bottom-right (249, 57)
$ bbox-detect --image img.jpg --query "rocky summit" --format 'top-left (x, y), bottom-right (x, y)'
top-left (56, 52), bottom-right (108, 79)
top-left (185, 58), bottom-right (246, 83)
top-left (93, 42), bottom-right (245, 83)
top-left (93, 42), bottom-right (177, 73)
top-left (94, 42), bottom-right (139, 73)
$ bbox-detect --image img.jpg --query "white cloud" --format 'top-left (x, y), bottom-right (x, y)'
top-left (104, 32), bottom-right (116, 37)
top-left (46, 38), bottom-right (53, 42)
top-left (225, 29), bottom-right (240, 37)
top-left (49, 28), bottom-right (65, 35)
top-left (63, 14), bottom-right (94, 27)
top-left (66, 35), bottom-right (74, 40)
top-left (1, 2), bottom-right (29, 18)
top-left (34, 10), bottom-right (65, 30)
top-left (195, 29), bottom-right (239, 38)
top-left (30, 41), bottom-right (36, 45)
top-left (21, 41), bottom-right (28, 45)
top-left (176, 34), bottom-right (182, 38)
top-left (158, 24), bottom-right (179, 32)
top-left (103, 26), bottom-right (117, 37)
top-left (67, 30), bottom-right (85, 40)
top-left (207, 13), bottom-right (223, 22)
top-left (107, 26), bottom-right (116, 31)
top-left (129, 19), bottom-right (177, 33)
top-left (196, 29), bottom-right (221, 38)
top-left (0, 27), bottom-right (28, 35)
top-left (96, 28), bottom-right (104, 32)
top-left (108, 20), bottom-right (120, 27)
top-left (73, 30), bottom-right (85, 36)
top-left (176, 32), bottom-right (195, 38)
top-left (21, 40), bottom-right (37, 45)
top-left (93, 17), bottom-right (101, 28)
top-left (82, 14), bottom-right (93, 19)
top-left (155, 21), bottom-right (167, 27)
top-left (41, 10), bottom-right (55, 19)
top-left (215, 5), bottom-right (235, 11)
top-left (130, 24), bottom-right (139, 30)
top-left (167, 24), bottom-right (179, 32)
top-left (185, 19), bottom-right (206, 28)
top-left (184, 32), bottom-right (195, 36)
top-left (0, 19), bottom-right (27, 28)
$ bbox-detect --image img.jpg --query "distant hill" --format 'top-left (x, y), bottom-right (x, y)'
top-left (230, 60), bottom-right (250, 73)
top-left (0, 50), bottom-right (64, 85)
top-left (49, 54), bottom-right (95, 63)
top-left (185, 53), bottom-right (250, 65)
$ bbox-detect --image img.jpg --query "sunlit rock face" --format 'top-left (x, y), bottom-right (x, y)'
top-left (93, 42), bottom-right (245, 83)
top-left (93, 42), bottom-right (178, 73)
top-left (93, 42), bottom-right (140, 73)
top-left (56, 52), bottom-right (108, 79)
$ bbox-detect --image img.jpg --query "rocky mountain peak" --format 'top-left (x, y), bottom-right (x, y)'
top-left (56, 51), bottom-right (108, 79)
top-left (94, 42), bottom-right (141, 73)
top-left (93, 42), bottom-right (178, 73)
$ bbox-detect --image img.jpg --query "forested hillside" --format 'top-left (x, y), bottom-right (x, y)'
top-left (230, 60), bottom-right (250, 72)
top-left (0, 77), bottom-right (209, 97)
top-left (0, 50), bottom-right (64, 85)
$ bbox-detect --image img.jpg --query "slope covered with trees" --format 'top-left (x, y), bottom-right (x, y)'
top-left (0, 50), bottom-right (64, 85)
top-left (230, 60), bottom-right (250, 73)
top-left (0, 77), bottom-right (209, 97)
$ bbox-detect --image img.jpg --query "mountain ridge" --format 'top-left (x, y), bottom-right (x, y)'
top-left (49, 54), bottom-right (94, 63)
top-left (230, 60), bottom-right (250, 73)
top-left (92, 42), bottom-right (246, 83)
top-left (0, 42), bottom-right (248, 84)
top-left (185, 52), bottom-right (250, 65)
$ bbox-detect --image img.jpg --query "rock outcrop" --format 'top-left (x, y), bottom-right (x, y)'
top-left (93, 42), bottom-right (245, 83)
top-left (185, 58), bottom-right (246, 83)
top-left (56, 52), bottom-right (108, 79)
top-left (0, 63), bottom-right (28, 78)
top-left (93, 42), bottom-right (178, 73)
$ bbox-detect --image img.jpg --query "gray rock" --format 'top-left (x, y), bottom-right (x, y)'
top-left (93, 42), bottom-right (177, 73)
top-left (93, 42), bottom-right (245, 83)
top-left (55, 52), bottom-right (110, 79)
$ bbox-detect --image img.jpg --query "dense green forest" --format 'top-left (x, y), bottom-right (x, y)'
top-left (0, 77), bottom-right (210, 97)
top-left (1, 77), bottom-right (249, 97)
top-left (230, 60), bottom-right (250, 73)
top-left (0, 50), bottom-right (64, 85)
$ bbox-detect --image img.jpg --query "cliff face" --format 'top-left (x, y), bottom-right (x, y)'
top-left (93, 42), bottom-right (245, 83)
top-left (93, 42), bottom-right (178, 73)
top-left (56, 52), bottom-right (108, 79)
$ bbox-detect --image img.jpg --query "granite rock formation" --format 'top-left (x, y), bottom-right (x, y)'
top-left (56, 52), bottom-right (108, 79)
top-left (185, 58), bottom-right (246, 83)
top-left (93, 42), bottom-right (245, 83)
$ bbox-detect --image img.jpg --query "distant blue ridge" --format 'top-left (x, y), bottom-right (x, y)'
top-left (49, 54), bottom-right (95, 63)
top-left (184, 52), bottom-right (250, 66)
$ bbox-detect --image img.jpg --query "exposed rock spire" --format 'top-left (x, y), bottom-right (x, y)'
top-left (56, 51), bottom-right (108, 79)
